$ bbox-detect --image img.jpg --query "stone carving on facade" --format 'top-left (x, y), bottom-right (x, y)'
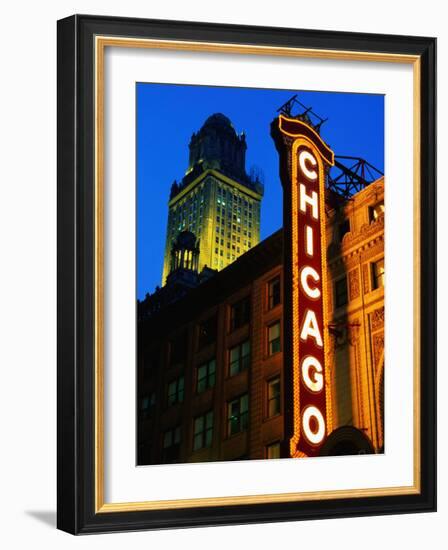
top-left (359, 223), bottom-right (370, 234)
top-left (348, 268), bottom-right (360, 300)
top-left (372, 332), bottom-right (384, 374)
top-left (362, 263), bottom-right (370, 294)
top-left (371, 306), bottom-right (385, 331)
top-left (338, 216), bottom-right (384, 254)
top-left (341, 231), bottom-right (352, 246)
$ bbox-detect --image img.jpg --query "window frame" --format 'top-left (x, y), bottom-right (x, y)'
top-left (267, 321), bottom-right (281, 356)
top-left (334, 275), bottom-right (349, 308)
top-left (368, 201), bottom-right (385, 222)
top-left (267, 376), bottom-right (281, 418)
top-left (197, 314), bottom-right (217, 350)
top-left (227, 394), bottom-right (249, 437)
top-left (267, 276), bottom-right (281, 310)
top-left (167, 375), bottom-right (185, 406)
top-left (196, 358), bottom-right (216, 393)
top-left (338, 218), bottom-right (351, 241)
top-left (371, 257), bottom-right (385, 290)
top-left (229, 340), bottom-right (251, 377)
top-left (193, 410), bottom-right (214, 451)
top-left (161, 425), bottom-right (181, 463)
top-left (266, 441), bottom-right (281, 459)
top-left (140, 392), bottom-right (156, 419)
top-left (229, 296), bottom-right (251, 332)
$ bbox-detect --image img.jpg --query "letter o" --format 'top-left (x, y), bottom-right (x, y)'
top-left (302, 406), bottom-right (326, 445)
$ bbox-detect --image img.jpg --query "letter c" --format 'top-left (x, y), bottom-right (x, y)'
top-left (300, 266), bottom-right (321, 299)
top-left (299, 150), bottom-right (318, 181)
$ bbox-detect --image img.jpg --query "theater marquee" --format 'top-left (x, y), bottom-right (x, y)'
top-left (272, 114), bottom-right (335, 457)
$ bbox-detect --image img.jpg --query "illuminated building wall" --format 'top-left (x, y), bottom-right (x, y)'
top-left (138, 177), bottom-right (385, 463)
top-left (325, 176), bottom-right (385, 452)
top-left (161, 114), bottom-right (264, 285)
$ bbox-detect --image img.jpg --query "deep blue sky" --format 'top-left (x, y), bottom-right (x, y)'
top-left (137, 83), bottom-right (384, 299)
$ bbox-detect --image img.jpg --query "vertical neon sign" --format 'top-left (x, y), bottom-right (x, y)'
top-left (272, 115), bottom-right (334, 457)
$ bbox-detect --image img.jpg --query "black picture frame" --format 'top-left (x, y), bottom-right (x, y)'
top-left (57, 14), bottom-right (436, 534)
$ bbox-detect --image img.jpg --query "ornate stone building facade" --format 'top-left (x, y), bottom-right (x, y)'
top-left (137, 177), bottom-right (384, 464)
top-left (325, 176), bottom-right (385, 453)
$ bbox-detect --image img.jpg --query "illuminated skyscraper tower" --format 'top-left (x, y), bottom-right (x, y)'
top-left (162, 113), bottom-right (264, 285)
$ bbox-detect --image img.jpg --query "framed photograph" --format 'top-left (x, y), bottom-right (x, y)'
top-left (57, 14), bottom-right (436, 534)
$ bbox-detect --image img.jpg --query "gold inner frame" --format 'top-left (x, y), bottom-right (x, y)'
top-left (94, 35), bottom-right (421, 513)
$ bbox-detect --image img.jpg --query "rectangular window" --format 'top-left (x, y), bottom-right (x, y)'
top-left (198, 315), bottom-right (217, 349)
top-left (162, 426), bottom-right (181, 463)
top-left (197, 359), bottom-right (216, 393)
top-left (267, 377), bottom-right (281, 417)
top-left (193, 411), bottom-right (214, 451)
top-left (335, 276), bottom-right (348, 308)
top-left (229, 340), bottom-right (251, 376)
top-left (230, 296), bottom-right (251, 331)
top-left (266, 442), bottom-right (281, 459)
top-left (339, 219), bottom-right (351, 241)
top-left (268, 276), bottom-right (281, 309)
top-left (140, 392), bottom-right (156, 419)
top-left (369, 202), bottom-right (385, 222)
top-left (371, 258), bottom-right (385, 289)
top-left (167, 376), bottom-right (184, 406)
top-left (227, 394), bottom-right (249, 436)
top-left (268, 322), bottom-right (281, 355)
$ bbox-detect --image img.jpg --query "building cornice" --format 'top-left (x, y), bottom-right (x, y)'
top-left (168, 169), bottom-right (263, 207)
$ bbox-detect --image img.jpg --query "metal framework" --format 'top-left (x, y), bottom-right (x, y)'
top-left (327, 156), bottom-right (383, 200)
top-left (277, 95), bottom-right (384, 199)
top-left (277, 94), bottom-right (328, 132)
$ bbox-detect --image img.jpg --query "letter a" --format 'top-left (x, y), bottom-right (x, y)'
top-left (300, 309), bottom-right (323, 347)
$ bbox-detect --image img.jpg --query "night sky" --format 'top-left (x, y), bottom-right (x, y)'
top-left (137, 83), bottom-right (384, 300)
